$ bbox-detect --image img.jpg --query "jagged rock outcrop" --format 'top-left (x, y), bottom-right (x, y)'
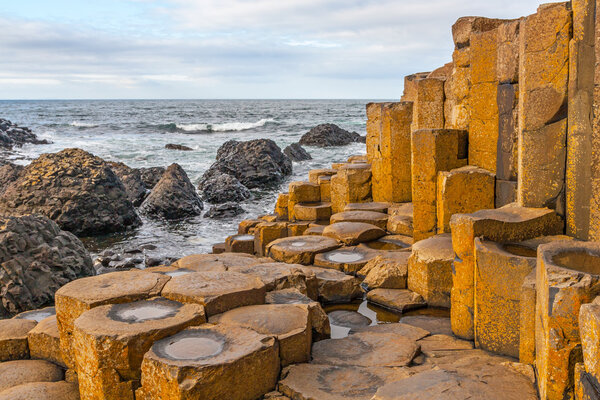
top-left (299, 123), bottom-right (364, 147)
top-left (140, 163), bottom-right (203, 219)
top-left (0, 148), bottom-right (141, 236)
top-left (0, 214), bottom-right (94, 317)
top-left (199, 171), bottom-right (251, 204)
top-left (201, 139), bottom-right (292, 189)
top-left (284, 143), bottom-right (312, 161)
top-left (137, 166), bottom-right (165, 189)
top-left (204, 202), bottom-right (245, 219)
top-left (107, 161), bottom-right (147, 206)
top-left (0, 119), bottom-right (49, 149)
top-left (0, 163), bottom-right (23, 195)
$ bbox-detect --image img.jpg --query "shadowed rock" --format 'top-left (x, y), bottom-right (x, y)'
top-left (0, 118), bottom-right (49, 150)
top-left (0, 359), bottom-right (64, 393)
top-left (299, 124), bottom-right (363, 147)
top-left (108, 161), bottom-right (147, 206)
top-left (267, 236), bottom-right (340, 265)
top-left (0, 163), bottom-right (23, 195)
top-left (137, 166), bottom-right (165, 189)
top-left (200, 171), bottom-right (251, 203)
top-left (0, 381), bottom-right (80, 400)
top-left (204, 202), bottom-right (245, 219)
top-left (284, 143), bottom-right (312, 161)
top-left (165, 143), bottom-right (192, 151)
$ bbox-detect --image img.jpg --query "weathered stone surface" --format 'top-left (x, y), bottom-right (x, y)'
top-left (518, 3), bottom-right (571, 215)
top-left (0, 148), bottom-right (140, 235)
top-left (14, 306), bottom-right (55, 322)
top-left (161, 271), bottom-right (265, 317)
top-left (201, 139), bottom-right (292, 189)
top-left (225, 234), bottom-right (255, 254)
top-left (536, 241), bottom-right (600, 400)
top-left (0, 163), bottom-right (23, 195)
top-left (318, 175), bottom-right (332, 202)
top-left (574, 362), bottom-right (600, 400)
top-left (27, 316), bottom-right (64, 367)
top-left (140, 163), bottom-right (203, 219)
top-left (400, 315), bottom-right (453, 336)
top-left (411, 129), bottom-right (468, 241)
top-left (450, 204), bottom-right (562, 340)
top-left (228, 262), bottom-right (314, 296)
top-left (107, 161), bottom-right (146, 206)
top-left (330, 210), bottom-right (388, 230)
top-left (0, 319), bottom-right (36, 361)
top-left (136, 324), bottom-right (280, 400)
top-left (580, 297), bottom-right (600, 387)
top-left (299, 124), bottom-right (362, 147)
top-left (72, 297), bottom-right (205, 399)
top-left (55, 270), bottom-right (170, 369)
top-left (0, 381), bottom-right (80, 400)
top-left (451, 16), bottom-right (508, 47)
top-left (137, 166), bottom-right (165, 189)
top-left (359, 252), bottom-right (409, 290)
top-left (344, 202), bottom-right (391, 213)
top-left (0, 215), bottom-right (94, 317)
top-left (497, 19), bottom-right (521, 84)
top-left (254, 222), bottom-right (288, 257)
top-left (210, 304), bottom-right (311, 366)
top-left (267, 236), bottom-right (340, 265)
top-left (283, 143), bottom-right (312, 161)
top-left (170, 252), bottom-right (266, 271)
top-left (0, 359), bottom-right (64, 393)
top-left (323, 222), bottom-right (385, 246)
top-left (402, 72), bottom-right (430, 102)
top-left (408, 233), bottom-right (453, 308)
top-left (330, 164), bottom-right (372, 213)
top-left (298, 266), bottom-right (363, 303)
top-left (288, 181), bottom-right (320, 221)
top-left (497, 83), bottom-right (519, 182)
top-left (367, 289), bottom-right (426, 313)
top-left (360, 234), bottom-right (413, 251)
top-left (293, 202), bottom-right (331, 221)
top-left (314, 246), bottom-right (376, 275)
top-left (520, 271), bottom-right (536, 365)
top-left (199, 171), bottom-right (250, 204)
top-left (204, 202), bottom-right (244, 219)
top-left (278, 364), bottom-right (410, 400)
top-left (413, 78), bottom-right (445, 130)
top-left (238, 218), bottom-right (262, 234)
top-left (327, 310), bottom-right (372, 331)
top-left (303, 225), bottom-right (325, 236)
top-left (274, 192), bottom-right (289, 221)
top-left (496, 179), bottom-right (517, 207)
top-left (437, 166), bottom-right (495, 233)
top-left (387, 215), bottom-right (414, 236)
top-left (308, 169), bottom-right (337, 184)
top-left (0, 118), bottom-right (48, 150)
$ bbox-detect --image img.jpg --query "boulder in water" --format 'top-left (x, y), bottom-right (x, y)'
top-left (199, 171), bottom-right (250, 203)
top-left (0, 214), bottom-right (94, 318)
top-left (284, 143), bottom-right (312, 161)
top-left (140, 163), bottom-right (203, 219)
top-left (137, 166), bottom-right (165, 189)
top-left (165, 143), bottom-right (193, 151)
top-left (299, 123), bottom-right (364, 147)
top-left (108, 161), bottom-right (147, 206)
top-left (0, 118), bottom-right (50, 150)
top-left (204, 202), bottom-right (245, 219)
top-left (0, 148), bottom-right (141, 236)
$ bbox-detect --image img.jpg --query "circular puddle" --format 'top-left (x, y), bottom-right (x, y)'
top-left (326, 252), bottom-right (364, 263)
top-left (110, 299), bottom-right (180, 323)
top-left (155, 330), bottom-right (226, 361)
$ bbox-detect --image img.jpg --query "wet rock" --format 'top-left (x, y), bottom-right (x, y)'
top-left (299, 123), bottom-right (363, 147)
top-left (165, 143), bottom-right (192, 151)
top-left (140, 163), bottom-right (203, 219)
top-left (0, 163), bottom-right (23, 195)
top-left (199, 171), bottom-right (251, 203)
top-left (107, 161), bottom-right (147, 206)
top-left (367, 288), bottom-right (426, 313)
top-left (361, 234), bottom-right (413, 251)
top-left (13, 306), bottom-right (55, 322)
top-left (137, 166), bottom-right (165, 189)
top-left (204, 202), bottom-right (245, 219)
top-left (0, 118), bottom-right (49, 150)
top-left (26, 315), bottom-right (64, 367)
top-left (0, 148), bottom-right (141, 235)
top-left (0, 215), bottom-right (94, 317)
top-left (328, 310), bottom-right (372, 330)
top-left (0, 359), bottom-right (64, 393)
top-left (284, 143), bottom-right (312, 161)
top-left (136, 324), bottom-right (280, 400)
top-left (0, 381), bottom-right (80, 400)
top-left (202, 139), bottom-right (292, 189)
top-left (267, 236), bottom-right (340, 265)
top-left (399, 315), bottom-right (453, 336)
top-left (0, 319), bottom-right (37, 361)
top-left (314, 246), bottom-right (377, 275)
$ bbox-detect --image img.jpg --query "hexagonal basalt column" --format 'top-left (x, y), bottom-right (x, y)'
top-left (344, 202), bottom-right (391, 213)
top-left (274, 192), bottom-right (289, 221)
top-left (13, 306), bottom-right (56, 322)
top-left (210, 304), bottom-right (311, 366)
top-left (225, 234), bottom-right (255, 254)
top-left (254, 222), bottom-right (289, 257)
top-left (228, 262), bottom-right (312, 296)
top-left (288, 181), bottom-right (321, 221)
top-left (359, 252), bottom-right (410, 290)
top-left (314, 246), bottom-right (377, 275)
top-left (330, 163), bottom-right (372, 213)
top-left (170, 252), bottom-right (268, 271)
top-left (27, 315), bottom-right (65, 367)
top-left (580, 298), bottom-right (600, 394)
top-left (323, 222), bottom-right (386, 246)
top-left (136, 324), bottom-right (280, 400)
top-left (0, 319), bottom-right (37, 361)
top-left (293, 202), bottom-right (332, 221)
top-left (72, 298), bottom-right (205, 400)
top-left (299, 266), bottom-right (363, 304)
top-left (330, 210), bottom-right (389, 230)
top-left (54, 270), bottom-right (170, 369)
top-left (318, 175), bottom-right (333, 202)
top-left (267, 236), bottom-right (340, 265)
top-left (161, 271), bottom-right (265, 317)
top-left (308, 168), bottom-right (337, 184)
top-left (536, 241), bottom-right (600, 400)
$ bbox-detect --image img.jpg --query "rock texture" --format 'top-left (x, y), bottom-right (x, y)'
top-left (284, 143), bottom-right (312, 161)
top-left (140, 163), bottom-right (203, 219)
top-left (0, 163), bottom-right (23, 195)
top-left (299, 124), bottom-right (364, 147)
top-left (0, 148), bottom-right (141, 236)
top-left (200, 171), bottom-right (251, 203)
top-left (0, 119), bottom-right (49, 149)
top-left (204, 202), bottom-right (245, 219)
top-left (137, 166), bottom-right (165, 189)
top-left (0, 215), bottom-right (94, 317)
top-left (107, 161), bottom-right (147, 206)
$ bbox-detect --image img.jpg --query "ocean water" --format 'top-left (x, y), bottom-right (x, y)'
top-left (0, 99), bottom-right (375, 259)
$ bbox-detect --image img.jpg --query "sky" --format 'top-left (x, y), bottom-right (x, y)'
top-left (0, 0), bottom-right (546, 99)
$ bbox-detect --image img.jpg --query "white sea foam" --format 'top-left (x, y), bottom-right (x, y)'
top-left (176, 118), bottom-right (274, 132)
top-left (70, 121), bottom-right (98, 128)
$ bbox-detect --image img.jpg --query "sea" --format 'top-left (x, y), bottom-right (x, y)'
top-left (0, 99), bottom-right (375, 259)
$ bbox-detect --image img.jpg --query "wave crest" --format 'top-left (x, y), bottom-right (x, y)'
top-left (70, 121), bottom-right (98, 128)
top-left (173, 118), bottom-right (274, 133)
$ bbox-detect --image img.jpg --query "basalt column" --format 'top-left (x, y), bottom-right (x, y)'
top-left (589, 0), bottom-right (600, 240)
top-left (518, 3), bottom-right (572, 217)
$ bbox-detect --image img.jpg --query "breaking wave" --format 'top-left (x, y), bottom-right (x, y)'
top-left (158, 118), bottom-right (274, 133)
top-left (70, 121), bottom-right (98, 128)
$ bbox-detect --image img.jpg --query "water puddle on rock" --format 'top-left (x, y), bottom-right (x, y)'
top-left (326, 252), bottom-right (365, 263)
top-left (324, 298), bottom-right (450, 339)
top-left (290, 241), bottom-right (308, 247)
top-left (165, 270), bottom-right (193, 277)
top-left (165, 337), bottom-right (224, 360)
top-left (234, 234), bottom-right (255, 241)
top-left (111, 300), bottom-right (180, 323)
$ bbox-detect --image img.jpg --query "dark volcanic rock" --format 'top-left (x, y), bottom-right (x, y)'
top-left (204, 202), bottom-right (245, 219)
top-left (0, 214), bottom-right (94, 317)
top-left (140, 163), bottom-right (203, 219)
top-left (299, 123), bottom-right (363, 147)
top-left (201, 139), bottom-right (292, 189)
top-left (199, 171), bottom-right (251, 204)
top-left (108, 161), bottom-right (147, 206)
top-left (284, 143), bottom-right (312, 161)
top-left (137, 166), bottom-right (166, 189)
top-left (165, 143), bottom-right (193, 151)
top-left (0, 148), bottom-right (141, 236)
top-left (0, 118), bottom-right (50, 150)
top-left (0, 163), bottom-right (24, 195)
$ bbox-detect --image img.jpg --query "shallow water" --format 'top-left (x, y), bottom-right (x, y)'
top-left (0, 99), bottom-right (378, 258)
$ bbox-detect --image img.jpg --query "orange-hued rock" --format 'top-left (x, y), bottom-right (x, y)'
top-left (330, 164), bottom-right (372, 213)
top-left (449, 204), bottom-right (563, 340)
top-left (298, 266), bottom-right (363, 303)
top-left (0, 319), bottom-right (36, 361)
top-left (308, 169), bottom-right (337, 184)
top-left (518, 3), bottom-right (571, 216)
top-left (330, 210), bottom-right (388, 230)
top-left (436, 166), bottom-right (495, 233)
top-left (519, 271), bottom-right (536, 365)
top-left (574, 362), bottom-right (600, 400)
top-left (359, 252), bottom-right (409, 290)
top-left (367, 289), bottom-right (426, 313)
top-left (293, 202), bottom-right (332, 221)
top-left (303, 225), bottom-right (325, 236)
top-left (318, 175), bottom-right (332, 202)
top-left (411, 129), bottom-right (468, 241)
top-left (212, 243), bottom-right (226, 254)
top-left (136, 324), bottom-right (280, 400)
top-left (161, 271), bottom-right (265, 317)
top-left (267, 236), bottom-right (340, 265)
top-left (225, 234), bottom-right (255, 254)
top-left (412, 77), bottom-right (445, 130)
top-left (254, 222), bottom-right (289, 257)
top-left (210, 304), bottom-right (311, 366)
top-left (579, 298), bottom-right (600, 387)
top-left (401, 72), bottom-right (430, 102)
top-left (274, 192), bottom-right (290, 221)
top-left (451, 16), bottom-right (508, 47)
top-left (360, 234), bottom-right (413, 251)
top-left (323, 222), bottom-right (385, 245)
top-left (260, 214), bottom-right (278, 222)
top-left (228, 262), bottom-right (314, 296)
top-left (170, 252), bottom-right (267, 271)
top-left (27, 315), bottom-right (65, 367)
top-left (13, 306), bottom-right (56, 322)
top-left (72, 298), bottom-right (205, 400)
top-left (536, 241), bottom-right (600, 400)
top-left (408, 234), bottom-right (453, 308)
top-left (497, 19), bottom-right (521, 84)
top-left (344, 202), bottom-right (391, 213)
top-left (287, 221), bottom-right (311, 237)
top-left (288, 181), bottom-right (320, 221)
top-left (238, 218), bottom-right (262, 234)
top-left (0, 381), bottom-right (80, 400)
top-left (366, 102), bottom-right (413, 203)
top-left (0, 359), bottom-right (64, 393)
top-left (313, 246), bottom-right (377, 275)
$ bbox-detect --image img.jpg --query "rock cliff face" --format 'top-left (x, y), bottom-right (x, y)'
top-left (299, 123), bottom-right (364, 147)
top-left (0, 214), bottom-right (94, 317)
top-left (0, 148), bottom-right (141, 236)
